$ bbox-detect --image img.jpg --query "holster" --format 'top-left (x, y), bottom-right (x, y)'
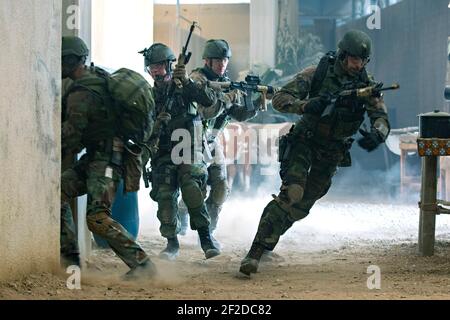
top-left (110, 137), bottom-right (124, 166)
top-left (278, 134), bottom-right (292, 163)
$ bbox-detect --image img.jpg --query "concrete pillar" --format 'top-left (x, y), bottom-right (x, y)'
top-left (0, 0), bottom-right (61, 280)
top-left (61, 0), bottom-right (93, 266)
top-left (250, 0), bottom-right (278, 69)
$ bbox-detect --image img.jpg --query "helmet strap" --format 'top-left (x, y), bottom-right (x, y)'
top-left (207, 59), bottom-right (213, 70)
top-left (166, 60), bottom-right (173, 74)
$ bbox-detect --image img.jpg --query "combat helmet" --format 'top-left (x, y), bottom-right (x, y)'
top-left (62, 36), bottom-right (89, 57)
top-left (202, 39), bottom-right (232, 59)
top-left (338, 30), bottom-right (372, 59)
top-left (140, 43), bottom-right (176, 67)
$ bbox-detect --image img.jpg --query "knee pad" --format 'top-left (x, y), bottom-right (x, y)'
top-left (284, 184), bottom-right (304, 205)
top-left (209, 179), bottom-right (229, 206)
top-left (180, 180), bottom-right (204, 209)
top-left (273, 184), bottom-right (309, 223)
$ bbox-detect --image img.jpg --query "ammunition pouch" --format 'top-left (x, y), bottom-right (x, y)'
top-left (153, 166), bottom-right (178, 188)
top-left (278, 134), bottom-right (292, 163)
top-left (123, 143), bottom-right (143, 193)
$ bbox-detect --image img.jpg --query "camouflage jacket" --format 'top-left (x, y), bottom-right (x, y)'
top-left (191, 66), bottom-right (257, 142)
top-left (272, 58), bottom-right (390, 143)
top-left (146, 76), bottom-right (218, 162)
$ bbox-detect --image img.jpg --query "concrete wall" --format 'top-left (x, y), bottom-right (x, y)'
top-left (0, 0), bottom-right (61, 280)
top-left (154, 3), bottom-right (250, 80)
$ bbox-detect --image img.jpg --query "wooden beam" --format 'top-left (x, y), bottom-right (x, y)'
top-left (419, 156), bottom-right (437, 256)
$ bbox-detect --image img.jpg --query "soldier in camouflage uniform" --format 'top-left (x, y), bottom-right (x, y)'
top-left (140, 43), bottom-right (221, 260)
top-left (239, 30), bottom-right (391, 276)
top-left (61, 36), bottom-right (156, 278)
top-left (178, 40), bottom-right (258, 248)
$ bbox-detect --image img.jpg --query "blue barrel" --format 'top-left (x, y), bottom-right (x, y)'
top-left (94, 179), bottom-right (140, 248)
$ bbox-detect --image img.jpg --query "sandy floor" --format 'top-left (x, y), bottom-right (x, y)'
top-left (2, 196), bottom-right (450, 300)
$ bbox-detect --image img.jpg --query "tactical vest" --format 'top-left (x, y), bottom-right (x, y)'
top-left (194, 66), bottom-right (231, 141)
top-left (63, 66), bottom-right (116, 151)
top-left (302, 52), bottom-right (370, 142)
top-left (153, 82), bottom-right (201, 152)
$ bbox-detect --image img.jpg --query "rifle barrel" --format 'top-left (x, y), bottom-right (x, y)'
top-left (379, 83), bottom-right (400, 91)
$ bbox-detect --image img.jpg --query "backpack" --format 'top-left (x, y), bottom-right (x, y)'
top-left (106, 68), bottom-right (155, 144)
top-left (64, 65), bottom-right (155, 145)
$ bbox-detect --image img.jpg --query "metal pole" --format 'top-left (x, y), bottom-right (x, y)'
top-left (176, 0), bottom-right (181, 55)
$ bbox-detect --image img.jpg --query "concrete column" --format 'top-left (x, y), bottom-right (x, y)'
top-left (250, 0), bottom-right (278, 69)
top-left (0, 0), bottom-right (61, 280)
top-left (61, 0), bottom-right (93, 265)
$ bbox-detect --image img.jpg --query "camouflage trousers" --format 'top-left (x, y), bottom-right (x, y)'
top-left (150, 155), bottom-right (210, 239)
top-left (252, 139), bottom-right (345, 251)
top-left (178, 160), bottom-right (230, 232)
top-left (61, 155), bottom-right (149, 268)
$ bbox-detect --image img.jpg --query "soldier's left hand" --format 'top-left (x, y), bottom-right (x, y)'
top-left (265, 87), bottom-right (279, 100)
top-left (173, 64), bottom-right (189, 85)
top-left (357, 129), bottom-right (383, 152)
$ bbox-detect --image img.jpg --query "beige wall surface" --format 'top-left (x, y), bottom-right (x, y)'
top-left (0, 0), bottom-right (61, 280)
top-left (154, 4), bottom-right (250, 80)
top-left (92, 0), bottom-right (153, 80)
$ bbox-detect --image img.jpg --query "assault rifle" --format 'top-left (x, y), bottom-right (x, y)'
top-left (208, 75), bottom-right (279, 112)
top-left (141, 22), bottom-right (199, 189)
top-left (162, 21), bottom-right (198, 112)
top-left (321, 82), bottom-right (400, 118)
top-left (150, 21), bottom-right (199, 151)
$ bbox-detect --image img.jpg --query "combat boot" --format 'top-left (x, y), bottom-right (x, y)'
top-left (198, 227), bottom-right (221, 259)
top-left (60, 253), bottom-right (81, 269)
top-left (239, 242), bottom-right (266, 276)
top-left (124, 259), bottom-right (157, 280)
top-left (159, 236), bottom-right (180, 261)
top-left (210, 232), bottom-right (222, 251)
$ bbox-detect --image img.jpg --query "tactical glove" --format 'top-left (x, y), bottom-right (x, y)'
top-left (303, 95), bottom-right (331, 115)
top-left (224, 89), bottom-right (243, 108)
top-left (172, 64), bottom-right (189, 85)
top-left (357, 129), bottom-right (384, 152)
top-left (265, 87), bottom-right (280, 100)
top-left (156, 112), bottom-right (172, 124)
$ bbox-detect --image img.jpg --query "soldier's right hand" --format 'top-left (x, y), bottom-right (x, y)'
top-left (173, 64), bottom-right (189, 85)
top-left (156, 112), bottom-right (172, 124)
top-left (303, 95), bottom-right (331, 115)
top-left (224, 89), bottom-right (243, 107)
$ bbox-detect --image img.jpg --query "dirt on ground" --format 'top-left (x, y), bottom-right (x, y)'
top-left (2, 237), bottom-right (450, 300)
top-left (2, 198), bottom-right (450, 300)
